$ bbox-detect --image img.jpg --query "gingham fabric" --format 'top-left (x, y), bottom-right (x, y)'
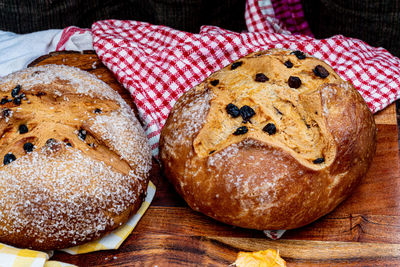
top-left (89, 14), bottom-right (400, 155)
top-left (55, 26), bottom-right (92, 51)
top-left (246, 0), bottom-right (290, 34)
top-left (0, 182), bottom-right (155, 266)
top-left (0, 244), bottom-right (75, 267)
top-left (0, 244), bottom-right (50, 267)
top-left (266, 0), bottom-right (313, 36)
top-left (246, 0), bottom-right (312, 36)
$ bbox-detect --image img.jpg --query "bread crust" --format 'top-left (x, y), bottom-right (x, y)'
top-left (160, 49), bottom-right (376, 230)
top-left (0, 65), bottom-right (152, 250)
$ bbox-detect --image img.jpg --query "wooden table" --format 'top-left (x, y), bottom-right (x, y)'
top-left (29, 51), bottom-right (400, 266)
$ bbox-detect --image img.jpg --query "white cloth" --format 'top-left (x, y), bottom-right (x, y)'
top-left (0, 29), bottom-right (62, 77)
top-left (0, 28), bottom-right (93, 77)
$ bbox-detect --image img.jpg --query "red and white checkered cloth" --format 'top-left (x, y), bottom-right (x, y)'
top-left (246, 0), bottom-right (312, 36)
top-left (58, 0), bottom-right (400, 156)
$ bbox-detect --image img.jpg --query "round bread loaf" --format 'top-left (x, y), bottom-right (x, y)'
top-left (160, 49), bottom-right (377, 230)
top-left (0, 65), bottom-right (152, 250)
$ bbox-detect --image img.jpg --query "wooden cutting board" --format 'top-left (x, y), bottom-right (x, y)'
top-left (29, 51), bottom-right (400, 266)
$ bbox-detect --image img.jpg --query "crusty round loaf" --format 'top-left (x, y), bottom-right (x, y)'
top-left (0, 65), bottom-right (152, 250)
top-left (160, 49), bottom-right (377, 230)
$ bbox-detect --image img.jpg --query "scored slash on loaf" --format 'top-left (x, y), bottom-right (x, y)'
top-left (160, 49), bottom-right (377, 230)
top-left (0, 65), bottom-right (152, 250)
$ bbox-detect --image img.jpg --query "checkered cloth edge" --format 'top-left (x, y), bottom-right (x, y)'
top-left (56, 26), bottom-right (90, 51)
top-left (268, 0), bottom-right (313, 36)
top-left (246, 0), bottom-right (312, 36)
top-left (90, 17), bottom-right (400, 155)
top-left (246, 0), bottom-right (289, 34)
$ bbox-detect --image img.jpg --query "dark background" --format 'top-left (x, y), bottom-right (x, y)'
top-left (0, 0), bottom-right (398, 56)
top-left (0, 0), bottom-right (247, 34)
top-left (302, 0), bottom-right (400, 56)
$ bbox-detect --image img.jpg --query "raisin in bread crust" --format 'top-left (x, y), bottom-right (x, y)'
top-left (0, 65), bottom-right (152, 250)
top-left (160, 49), bottom-right (376, 230)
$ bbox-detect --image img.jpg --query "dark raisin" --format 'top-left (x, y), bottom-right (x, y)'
top-left (263, 123), bottom-right (277, 135)
top-left (23, 142), bottom-right (34, 152)
top-left (288, 76), bottom-right (302, 89)
top-left (210, 79), bottom-right (219, 86)
top-left (233, 126), bottom-right (248, 135)
top-left (313, 65), bottom-right (330, 78)
top-left (11, 85), bottom-right (21, 98)
top-left (66, 142), bottom-right (72, 147)
top-left (0, 97), bottom-right (11, 105)
top-left (3, 153), bottom-right (16, 165)
top-left (226, 103), bottom-right (240, 118)
top-left (255, 73), bottom-right (269, 82)
top-left (239, 105), bottom-right (256, 121)
top-left (94, 108), bottom-right (102, 114)
top-left (209, 150), bottom-right (216, 154)
top-left (78, 129), bottom-right (87, 140)
top-left (35, 92), bottom-right (46, 97)
top-left (13, 97), bottom-right (21, 105)
top-left (313, 157), bottom-right (325, 164)
top-left (18, 124), bottom-right (28, 134)
top-left (231, 61), bottom-right (243, 70)
top-left (292, 50), bottom-right (306, 59)
top-left (284, 60), bottom-right (293, 68)
top-left (2, 108), bottom-right (10, 117)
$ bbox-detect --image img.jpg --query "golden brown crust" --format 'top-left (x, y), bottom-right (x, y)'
top-left (0, 65), bottom-right (152, 250)
top-left (160, 49), bottom-right (376, 230)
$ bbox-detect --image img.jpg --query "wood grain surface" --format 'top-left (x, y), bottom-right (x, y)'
top-left (28, 51), bottom-right (400, 266)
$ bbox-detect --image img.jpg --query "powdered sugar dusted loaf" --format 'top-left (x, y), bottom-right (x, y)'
top-left (160, 49), bottom-right (376, 230)
top-left (0, 65), bottom-right (152, 250)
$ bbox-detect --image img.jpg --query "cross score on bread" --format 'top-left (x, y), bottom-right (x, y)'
top-left (160, 49), bottom-right (376, 230)
top-left (194, 49), bottom-right (342, 168)
top-left (0, 65), bottom-right (151, 250)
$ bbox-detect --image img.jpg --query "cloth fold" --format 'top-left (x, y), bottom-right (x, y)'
top-left (0, 30), bottom-right (61, 77)
top-left (0, 27), bottom-right (93, 78)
